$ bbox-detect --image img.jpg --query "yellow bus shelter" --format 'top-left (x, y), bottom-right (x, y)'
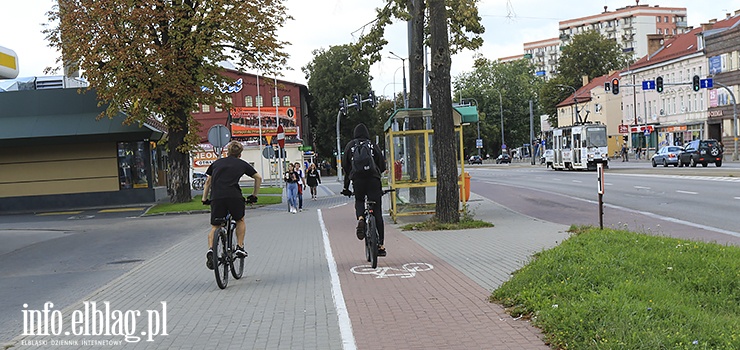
top-left (384, 106), bottom-right (478, 222)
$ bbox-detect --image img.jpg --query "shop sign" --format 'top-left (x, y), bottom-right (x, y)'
top-left (192, 150), bottom-right (227, 167)
top-left (708, 109), bottom-right (723, 118)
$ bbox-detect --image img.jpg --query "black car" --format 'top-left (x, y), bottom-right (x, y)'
top-left (495, 153), bottom-right (511, 164)
top-left (678, 139), bottom-right (723, 167)
top-left (468, 155), bottom-right (483, 165)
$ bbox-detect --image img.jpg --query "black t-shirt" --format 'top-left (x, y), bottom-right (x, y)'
top-left (205, 156), bottom-right (257, 199)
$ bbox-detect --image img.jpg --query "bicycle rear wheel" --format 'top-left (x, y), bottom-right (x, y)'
top-left (213, 229), bottom-right (229, 289)
top-left (366, 215), bottom-right (379, 269)
top-left (229, 229), bottom-right (244, 279)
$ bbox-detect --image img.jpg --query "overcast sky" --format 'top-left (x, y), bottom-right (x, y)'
top-left (3, 0), bottom-right (739, 97)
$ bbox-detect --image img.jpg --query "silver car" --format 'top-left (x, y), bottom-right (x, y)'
top-left (651, 146), bottom-right (683, 167)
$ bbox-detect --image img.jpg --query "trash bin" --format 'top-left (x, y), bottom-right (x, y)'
top-left (459, 172), bottom-right (470, 201)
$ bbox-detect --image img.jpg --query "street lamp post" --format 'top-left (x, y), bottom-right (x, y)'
top-left (389, 51), bottom-right (408, 108)
top-left (497, 91), bottom-right (505, 151)
top-left (556, 84), bottom-right (578, 125)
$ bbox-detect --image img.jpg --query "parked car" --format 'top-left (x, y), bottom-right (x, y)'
top-left (540, 149), bottom-right (554, 168)
top-left (468, 155), bottom-right (483, 165)
top-left (678, 139), bottom-right (723, 167)
top-left (495, 153), bottom-right (511, 164)
top-left (651, 146), bottom-right (683, 167)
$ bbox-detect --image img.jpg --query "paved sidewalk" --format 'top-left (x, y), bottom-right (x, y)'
top-left (7, 188), bottom-right (569, 349)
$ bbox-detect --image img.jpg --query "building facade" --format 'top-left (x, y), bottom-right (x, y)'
top-left (704, 11), bottom-right (740, 160)
top-left (523, 38), bottom-right (560, 79)
top-left (622, 13), bottom-right (740, 153)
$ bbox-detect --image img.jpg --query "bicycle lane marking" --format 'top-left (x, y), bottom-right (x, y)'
top-left (321, 204), bottom-right (549, 350)
top-left (317, 209), bottom-right (357, 350)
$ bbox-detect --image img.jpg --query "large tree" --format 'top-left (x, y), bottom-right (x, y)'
top-left (540, 30), bottom-right (632, 125)
top-left (454, 57), bottom-right (542, 157)
top-left (45, 0), bottom-right (290, 203)
top-left (301, 45), bottom-right (380, 167)
top-left (354, 0), bottom-right (484, 223)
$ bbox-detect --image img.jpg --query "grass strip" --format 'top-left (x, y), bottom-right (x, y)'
top-left (491, 225), bottom-right (740, 350)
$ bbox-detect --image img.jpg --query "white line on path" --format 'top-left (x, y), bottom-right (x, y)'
top-left (634, 186), bottom-right (651, 190)
top-left (318, 209), bottom-right (357, 350)
top-left (676, 190), bottom-right (698, 195)
top-left (735, 197), bottom-right (740, 200)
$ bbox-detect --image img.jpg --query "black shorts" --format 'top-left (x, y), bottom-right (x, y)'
top-left (210, 197), bottom-right (245, 225)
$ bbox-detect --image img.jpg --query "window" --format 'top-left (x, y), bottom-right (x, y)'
top-left (282, 96), bottom-right (291, 106)
top-left (117, 141), bottom-right (150, 189)
top-left (201, 104), bottom-right (210, 113)
top-left (272, 96), bottom-right (279, 106)
top-left (657, 16), bottom-right (661, 23)
top-left (256, 95), bottom-right (264, 107)
top-left (245, 96), bottom-right (253, 107)
top-left (664, 16), bottom-right (668, 23)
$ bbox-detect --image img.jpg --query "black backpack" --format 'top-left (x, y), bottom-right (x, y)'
top-left (351, 140), bottom-right (378, 178)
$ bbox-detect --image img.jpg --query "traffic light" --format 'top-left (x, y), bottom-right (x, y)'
top-left (611, 78), bottom-right (620, 95)
top-left (367, 90), bottom-right (376, 108)
top-left (692, 75), bottom-right (700, 92)
top-left (339, 98), bottom-right (347, 115)
top-left (623, 135), bottom-right (628, 142)
top-left (656, 76), bottom-right (664, 93)
top-left (352, 93), bottom-right (361, 111)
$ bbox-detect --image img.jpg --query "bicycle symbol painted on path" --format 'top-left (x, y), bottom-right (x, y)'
top-left (350, 263), bottom-right (434, 279)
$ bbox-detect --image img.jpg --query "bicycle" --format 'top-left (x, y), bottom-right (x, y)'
top-left (204, 195), bottom-right (257, 289)
top-left (344, 188), bottom-right (394, 269)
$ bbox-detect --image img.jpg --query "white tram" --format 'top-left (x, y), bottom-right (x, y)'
top-left (551, 123), bottom-right (609, 170)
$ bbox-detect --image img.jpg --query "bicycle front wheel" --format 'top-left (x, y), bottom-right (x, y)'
top-left (230, 231), bottom-right (244, 279)
top-left (213, 229), bottom-right (229, 289)
top-left (366, 215), bottom-right (379, 269)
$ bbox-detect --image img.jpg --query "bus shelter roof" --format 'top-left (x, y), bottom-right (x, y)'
top-left (384, 106), bottom-right (478, 132)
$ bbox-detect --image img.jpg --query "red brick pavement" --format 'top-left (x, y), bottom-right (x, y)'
top-left (323, 204), bottom-right (551, 350)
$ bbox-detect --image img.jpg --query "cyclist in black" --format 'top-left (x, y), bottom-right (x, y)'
top-left (202, 141), bottom-right (262, 269)
top-left (341, 123), bottom-right (388, 256)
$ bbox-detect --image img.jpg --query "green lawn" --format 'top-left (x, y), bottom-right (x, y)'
top-left (491, 225), bottom-right (740, 350)
top-left (146, 189), bottom-right (282, 215)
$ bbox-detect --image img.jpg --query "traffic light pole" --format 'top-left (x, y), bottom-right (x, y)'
top-left (714, 82), bottom-right (738, 161)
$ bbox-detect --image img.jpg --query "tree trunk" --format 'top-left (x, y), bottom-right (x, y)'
top-left (428, 0), bottom-right (459, 223)
top-left (407, 0), bottom-right (426, 204)
top-left (167, 109), bottom-right (193, 203)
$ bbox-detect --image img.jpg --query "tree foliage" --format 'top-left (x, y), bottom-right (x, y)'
top-left (44, 0), bottom-right (290, 202)
top-left (301, 45), bottom-right (381, 166)
top-left (539, 30), bottom-right (632, 125)
top-left (352, 0), bottom-right (484, 223)
top-left (454, 57), bottom-right (542, 156)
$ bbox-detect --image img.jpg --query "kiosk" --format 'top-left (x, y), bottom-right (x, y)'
top-left (384, 106), bottom-right (478, 222)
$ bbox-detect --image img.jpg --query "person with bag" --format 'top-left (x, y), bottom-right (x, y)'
top-left (341, 123), bottom-right (388, 256)
top-left (306, 163), bottom-right (321, 200)
top-left (284, 163), bottom-right (299, 214)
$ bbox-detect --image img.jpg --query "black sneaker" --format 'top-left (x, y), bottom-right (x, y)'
top-left (378, 247), bottom-right (387, 257)
top-left (206, 249), bottom-right (214, 270)
top-left (356, 219), bottom-right (366, 240)
top-left (235, 246), bottom-right (247, 258)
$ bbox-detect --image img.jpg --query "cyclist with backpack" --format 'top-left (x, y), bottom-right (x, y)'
top-left (341, 123), bottom-right (388, 256)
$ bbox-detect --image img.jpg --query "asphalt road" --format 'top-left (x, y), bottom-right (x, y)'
top-left (0, 210), bottom-right (207, 343)
top-left (466, 160), bottom-right (740, 245)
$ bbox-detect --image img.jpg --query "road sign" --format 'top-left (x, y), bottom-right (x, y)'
top-left (207, 124), bottom-right (230, 148)
top-left (475, 139), bottom-right (483, 149)
top-left (277, 125), bottom-right (285, 148)
top-left (501, 144), bottom-right (507, 149)
top-left (642, 80), bottom-right (655, 90)
top-left (0, 46), bottom-right (19, 79)
top-left (262, 146), bottom-right (275, 159)
top-left (701, 78), bottom-right (713, 89)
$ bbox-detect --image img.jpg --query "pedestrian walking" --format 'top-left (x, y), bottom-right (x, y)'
top-left (306, 163), bottom-right (321, 200)
top-left (284, 163), bottom-right (299, 213)
top-left (294, 162), bottom-right (305, 211)
top-left (621, 144), bottom-right (629, 162)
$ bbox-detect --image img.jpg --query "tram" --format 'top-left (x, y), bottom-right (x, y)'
top-left (550, 123), bottom-right (609, 171)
